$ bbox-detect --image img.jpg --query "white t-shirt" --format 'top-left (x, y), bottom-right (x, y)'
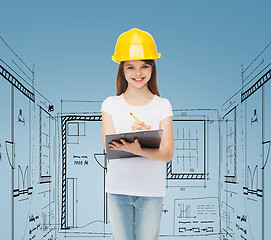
top-left (101, 93), bottom-right (173, 197)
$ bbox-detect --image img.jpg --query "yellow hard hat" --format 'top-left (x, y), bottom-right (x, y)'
top-left (112, 28), bottom-right (161, 62)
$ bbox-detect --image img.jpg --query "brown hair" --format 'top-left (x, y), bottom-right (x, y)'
top-left (116, 60), bottom-right (160, 96)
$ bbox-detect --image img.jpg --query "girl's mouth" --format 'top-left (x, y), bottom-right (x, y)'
top-left (132, 77), bottom-right (145, 82)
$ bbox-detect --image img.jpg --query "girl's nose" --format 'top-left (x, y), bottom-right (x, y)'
top-left (135, 68), bottom-right (141, 75)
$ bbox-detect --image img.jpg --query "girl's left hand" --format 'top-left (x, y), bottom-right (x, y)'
top-left (108, 138), bottom-right (142, 156)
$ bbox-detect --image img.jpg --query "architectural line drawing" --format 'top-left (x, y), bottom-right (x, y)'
top-left (1, 37), bottom-right (57, 240)
top-left (167, 117), bottom-right (208, 181)
top-left (60, 115), bottom-right (104, 230)
top-left (0, 64), bottom-right (35, 102)
top-left (1, 37), bottom-right (271, 240)
top-left (220, 41), bottom-right (271, 240)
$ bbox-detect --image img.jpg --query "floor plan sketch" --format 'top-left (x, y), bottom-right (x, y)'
top-left (167, 110), bottom-right (220, 185)
top-left (59, 112), bottom-right (110, 238)
top-left (220, 42), bottom-right (271, 240)
top-left (0, 64), bottom-right (13, 240)
top-left (173, 197), bottom-right (219, 236)
top-left (1, 37), bottom-right (271, 239)
top-left (169, 120), bottom-right (206, 180)
top-left (0, 39), bottom-right (57, 240)
top-left (160, 109), bottom-right (221, 239)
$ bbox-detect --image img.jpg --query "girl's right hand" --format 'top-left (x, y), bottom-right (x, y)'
top-left (132, 121), bottom-right (151, 131)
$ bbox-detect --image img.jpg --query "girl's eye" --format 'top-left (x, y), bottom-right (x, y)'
top-left (127, 66), bottom-right (134, 70)
top-left (142, 65), bottom-right (149, 69)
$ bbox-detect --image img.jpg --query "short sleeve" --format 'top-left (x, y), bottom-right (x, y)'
top-left (160, 98), bottom-right (173, 121)
top-left (101, 97), bottom-right (112, 115)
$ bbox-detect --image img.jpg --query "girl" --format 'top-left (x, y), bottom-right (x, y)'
top-left (101, 28), bottom-right (174, 240)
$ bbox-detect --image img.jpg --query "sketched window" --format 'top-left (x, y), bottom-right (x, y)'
top-left (67, 122), bottom-right (86, 144)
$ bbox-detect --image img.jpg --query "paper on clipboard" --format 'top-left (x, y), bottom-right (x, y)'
top-left (105, 129), bottom-right (163, 160)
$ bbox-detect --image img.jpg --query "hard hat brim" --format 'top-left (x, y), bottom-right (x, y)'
top-left (112, 53), bottom-right (161, 63)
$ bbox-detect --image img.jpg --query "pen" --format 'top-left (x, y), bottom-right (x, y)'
top-left (130, 112), bottom-right (150, 130)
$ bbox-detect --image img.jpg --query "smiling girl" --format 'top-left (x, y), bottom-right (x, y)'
top-left (101, 28), bottom-right (174, 240)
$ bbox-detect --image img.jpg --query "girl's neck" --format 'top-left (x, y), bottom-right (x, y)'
top-left (123, 86), bottom-right (155, 106)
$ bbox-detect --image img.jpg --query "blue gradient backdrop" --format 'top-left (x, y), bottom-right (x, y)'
top-left (0, 0), bottom-right (270, 111)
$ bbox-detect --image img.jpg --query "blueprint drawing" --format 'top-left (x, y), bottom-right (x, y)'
top-left (1, 38), bottom-right (271, 240)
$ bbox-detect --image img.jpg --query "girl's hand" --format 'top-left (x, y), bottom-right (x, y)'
top-left (132, 121), bottom-right (151, 131)
top-left (108, 138), bottom-right (142, 156)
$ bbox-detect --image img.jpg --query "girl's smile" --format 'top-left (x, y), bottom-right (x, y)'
top-left (132, 77), bottom-right (145, 83)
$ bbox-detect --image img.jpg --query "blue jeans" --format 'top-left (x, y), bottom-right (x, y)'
top-left (108, 193), bottom-right (163, 240)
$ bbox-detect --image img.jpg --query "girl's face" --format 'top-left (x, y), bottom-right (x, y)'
top-left (123, 60), bottom-right (152, 90)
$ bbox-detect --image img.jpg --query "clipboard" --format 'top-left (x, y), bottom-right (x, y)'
top-left (105, 129), bottom-right (163, 160)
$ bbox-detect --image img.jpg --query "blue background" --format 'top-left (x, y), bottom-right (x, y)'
top-left (1, 0), bottom-right (270, 110)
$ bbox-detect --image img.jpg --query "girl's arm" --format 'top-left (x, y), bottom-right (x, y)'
top-left (101, 111), bottom-right (116, 151)
top-left (109, 116), bottom-right (174, 162)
